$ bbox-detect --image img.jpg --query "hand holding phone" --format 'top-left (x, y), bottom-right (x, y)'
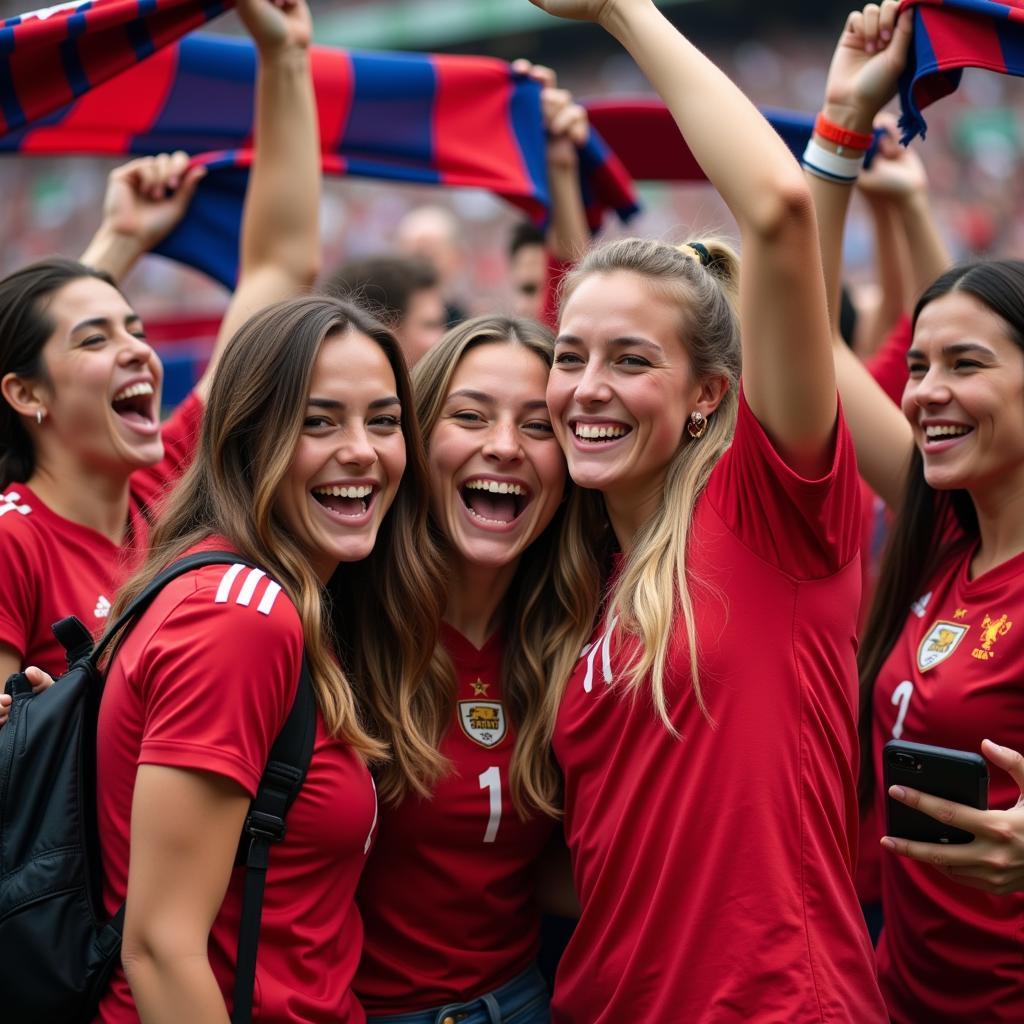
top-left (881, 739), bottom-right (1024, 895)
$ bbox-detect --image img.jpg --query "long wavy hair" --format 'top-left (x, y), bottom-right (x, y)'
top-left (554, 237), bottom-right (742, 731)
top-left (857, 259), bottom-right (1024, 804)
top-left (411, 316), bottom-right (598, 817)
top-left (0, 258), bottom-right (126, 486)
top-left (110, 296), bottom-right (447, 768)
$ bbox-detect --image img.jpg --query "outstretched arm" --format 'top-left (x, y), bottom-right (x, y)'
top-left (806, 1), bottom-right (916, 507)
top-left (197, 0), bottom-right (320, 402)
top-left (530, 0), bottom-right (836, 472)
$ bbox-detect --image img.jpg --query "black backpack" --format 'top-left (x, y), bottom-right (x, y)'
top-left (0, 551), bottom-right (316, 1024)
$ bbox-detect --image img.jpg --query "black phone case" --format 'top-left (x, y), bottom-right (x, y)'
top-left (883, 739), bottom-right (988, 845)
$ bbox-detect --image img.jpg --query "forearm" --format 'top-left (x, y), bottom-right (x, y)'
top-left (896, 189), bottom-right (951, 306)
top-left (600, 0), bottom-right (808, 237)
top-left (123, 950), bottom-right (230, 1024)
top-left (240, 41), bottom-right (320, 282)
top-left (546, 158), bottom-right (589, 263)
top-left (79, 225), bottom-right (146, 283)
top-left (859, 198), bottom-right (907, 354)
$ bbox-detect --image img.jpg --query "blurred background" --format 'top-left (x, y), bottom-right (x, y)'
top-left (1, 0), bottom-right (1020, 325)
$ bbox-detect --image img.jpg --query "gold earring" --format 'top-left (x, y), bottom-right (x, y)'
top-left (686, 410), bottom-right (707, 439)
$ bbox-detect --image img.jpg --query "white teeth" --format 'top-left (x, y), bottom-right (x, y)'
top-left (924, 425), bottom-right (972, 439)
top-left (463, 479), bottom-right (525, 496)
top-left (112, 382), bottom-right (154, 403)
top-left (574, 423), bottom-right (627, 440)
top-left (313, 484), bottom-right (373, 498)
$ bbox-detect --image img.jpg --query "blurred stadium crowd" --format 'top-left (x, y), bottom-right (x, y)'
top-left (0, 1), bottom-right (1021, 325)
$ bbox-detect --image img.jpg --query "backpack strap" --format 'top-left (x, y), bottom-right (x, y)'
top-left (231, 655), bottom-right (316, 1024)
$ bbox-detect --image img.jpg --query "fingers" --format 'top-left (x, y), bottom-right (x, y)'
top-left (0, 692), bottom-right (10, 727)
top-left (512, 58), bottom-right (557, 89)
top-left (113, 151), bottom-right (193, 202)
top-left (888, 784), bottom-right (990, 836)
top-left (550, 102), bottom-right (589, 146)
top-left (23, 665), bottom-right (55, 693)
top-left (983, 739), bottom-right (1024, 791)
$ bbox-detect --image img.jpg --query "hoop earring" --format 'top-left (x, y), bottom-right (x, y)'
top-left (35, 408), bottom-right (45, 426)
top-left (686, 410), bottom-right (707, 440)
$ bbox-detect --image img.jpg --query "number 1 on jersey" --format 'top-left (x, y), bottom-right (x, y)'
top-left (478, 766), bottom-right (502, 844)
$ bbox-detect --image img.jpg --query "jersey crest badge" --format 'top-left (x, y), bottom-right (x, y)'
top-left (458, 700), bottom-right (507, 748)
top-left (917, 620), bottom-right (969, 671)
top-left (971, 612), bottom-right (1012, 662)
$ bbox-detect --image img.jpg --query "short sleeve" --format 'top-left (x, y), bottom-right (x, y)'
top-left (704, 389), bottom-right (862, 580)
top-left (0, 518), bottom-right (38, 658)
top-left (134, 575), bottom-right (303, 796)
top-left (130, 392), bottom-right (204, 513)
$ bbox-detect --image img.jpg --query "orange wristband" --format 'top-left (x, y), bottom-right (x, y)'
top-left (814, 112), bottom-right (873, 152)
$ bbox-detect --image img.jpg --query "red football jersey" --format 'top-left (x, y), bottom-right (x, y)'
top-left (355, 624), bottom-right (555, 1013)
top-left (96, 540), bottom-right (377, 1023)
top-left (0, 393), bottom-right (202, 675)
top-left (873, 543), bottom-right (1024, 1022)
top-left (551, 394), bottom-right (886, 1023)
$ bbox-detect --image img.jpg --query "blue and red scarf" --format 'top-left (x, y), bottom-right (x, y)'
top-left (0, 0), bottom-right (638, 286)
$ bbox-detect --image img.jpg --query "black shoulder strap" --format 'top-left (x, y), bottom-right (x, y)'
top-left (59, 549), bottom-right (315, 1023)
top-left (231, 655), bottom-right (317, 1024)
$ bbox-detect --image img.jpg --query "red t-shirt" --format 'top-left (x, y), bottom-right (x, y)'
top-left (551, 394), bottom-right (886, 1023)
top-left (0, 393), bottom-right (203, 676)
top-left (355, 623), bottom-right (555, 1013)
top-left (873, 543), bottom-right (1024, 1022)
top-left (95, 541), bottom-right (377, 1024)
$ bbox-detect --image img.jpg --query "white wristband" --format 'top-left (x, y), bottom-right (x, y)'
top-left (801, 137), bottom-right (864, 184)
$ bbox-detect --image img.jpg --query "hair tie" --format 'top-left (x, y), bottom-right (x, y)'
top-left (687, 241), bottom-right (711, 267)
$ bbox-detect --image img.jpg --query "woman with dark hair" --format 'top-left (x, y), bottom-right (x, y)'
top-left (0, 0), bottom-right (320, 721)
top-left (355, 316), bottom-right (589, 1024)
top-left (90, 294), bottom-right (444, 1022)
top-left (807, 4), bottom-right (1024, 1019)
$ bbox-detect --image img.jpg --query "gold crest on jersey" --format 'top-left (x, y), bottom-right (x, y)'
top-left (458, 700), bottom-right (507, 748)
top-left (971, 613), bottom-right (1012, 661)
top-left (917, 620), bottom-right (969, 671)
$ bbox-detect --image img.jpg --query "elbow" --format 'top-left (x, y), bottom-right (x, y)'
top-left (748, 174), bottom-right (816, 242)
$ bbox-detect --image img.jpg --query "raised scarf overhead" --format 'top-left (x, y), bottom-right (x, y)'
top-left (898, 0), bottom-right (1024, 142)
top-left (0, 0), bottom-right (638, 288)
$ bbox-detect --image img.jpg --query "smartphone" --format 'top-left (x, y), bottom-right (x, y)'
top-left (883, 739), bottom-right (988, 845)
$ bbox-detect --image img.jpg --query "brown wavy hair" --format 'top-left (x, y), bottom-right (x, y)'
top-left (411, 315), bottom-right (599, 817)
top-left (110, 296), bottom-right (446, 768)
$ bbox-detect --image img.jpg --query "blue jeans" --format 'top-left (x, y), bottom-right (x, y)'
top-left (367, 965), bottom-right (550, 1024)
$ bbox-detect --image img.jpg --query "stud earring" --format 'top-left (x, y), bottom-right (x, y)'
top-left (686, 410), bottom-right (707, 440)
top-left (35, 408), bottom-right (45, 426)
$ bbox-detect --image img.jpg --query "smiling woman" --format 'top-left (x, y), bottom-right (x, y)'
top-left (354, 315), bottom-right (593, 1024)
top-left (0, 0), bottom-right (323, 729)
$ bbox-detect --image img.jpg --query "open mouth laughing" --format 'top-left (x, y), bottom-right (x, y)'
top-left (458, 476), bottom-right (533, 528)
top-left (311, 482), bottom-right (378, 524)
top-left (111, 380), bottom-right (158, 435)
top-left (570, 419), bottom-right (633, 446)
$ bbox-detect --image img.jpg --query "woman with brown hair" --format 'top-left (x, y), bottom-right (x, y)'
top-left (355, 315), bottom-right (590, 1024)
top-left (527, 0), bottom-right (886, 1020)
top-left (91, 294), bottom-right (444, 1022)
top-left (0, 0), bottom-right (320, 723)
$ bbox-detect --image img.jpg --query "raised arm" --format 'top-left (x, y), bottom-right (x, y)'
top-left (806, 1), bottom-right (917, 507)
top-left (198, 0), bottom-right (320, 402)
top-left (531, 0), bottom-right (835, 472)
top-left (80, 152), bottom-right (206, 283)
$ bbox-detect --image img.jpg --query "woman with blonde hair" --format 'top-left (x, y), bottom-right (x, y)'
top-left (356, 315), bottom-right (590, 1024)
top-left (90, 294), bottom-right (444, 1022)
top-left (529, 0), bottom-right (886, 1020)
